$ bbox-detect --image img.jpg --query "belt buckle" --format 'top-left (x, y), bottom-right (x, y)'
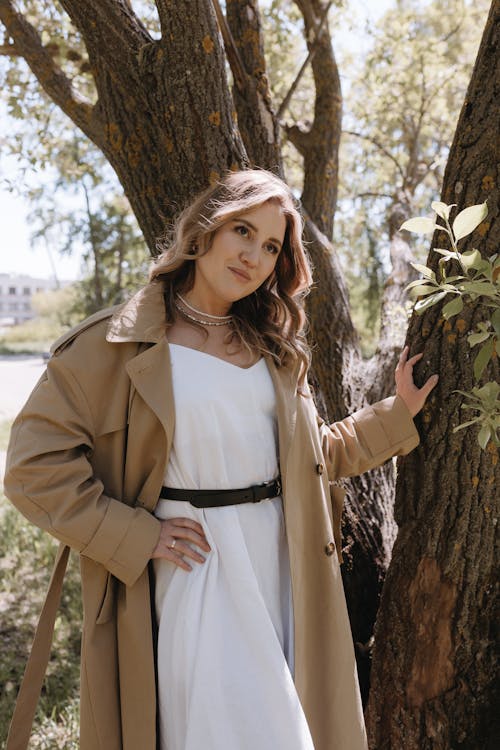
top-left (275, 477), bottom-right (282, 495)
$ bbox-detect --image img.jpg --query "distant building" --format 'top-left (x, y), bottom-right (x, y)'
top-left (0, 273), bottom-right (60, 326)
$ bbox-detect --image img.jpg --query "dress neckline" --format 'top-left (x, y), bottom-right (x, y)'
top-left (168, 343), bottom-right (264, 372)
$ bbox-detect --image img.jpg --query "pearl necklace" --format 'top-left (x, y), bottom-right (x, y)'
top-left (175, 294), bottom-right (233, 327)
top-left (177, 293), bottom-right (232, 321)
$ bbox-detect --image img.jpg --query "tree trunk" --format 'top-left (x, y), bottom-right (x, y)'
top-left (225, 0), bottom-right (283, 172)
top-left (366, 2), bottom-right (499, 747)
top-left (56, 0), bottom-right (250, 248)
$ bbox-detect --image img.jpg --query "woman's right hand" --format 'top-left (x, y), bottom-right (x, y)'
top-left (151, 517), bottom-right (211, 571)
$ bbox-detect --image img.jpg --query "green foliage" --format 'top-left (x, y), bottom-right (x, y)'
top-left (0, 493), bottom-right (81, 748)
top-left (1, 9), bottom-right (150, 318)
top-left (30, 285), bottom-right (80, 327)
top-left (403, 201), bottom-right (499, 448)
top-left (0, 285), bottom-right (80, 353)
top-left (335, 0), bottom-right (489, 346)
top-left (0, 420), bottom-right (12, 451)
top-left (453, 383), bottom-right (500, 450)
top-left (0, 317), bottom-right (65, 353)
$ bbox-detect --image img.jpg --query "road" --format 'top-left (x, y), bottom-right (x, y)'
top-left (0, 355), bottom-right (46, 478)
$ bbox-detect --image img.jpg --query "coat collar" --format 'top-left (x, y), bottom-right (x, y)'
top-left (106, 280), bottom-right (167, 344)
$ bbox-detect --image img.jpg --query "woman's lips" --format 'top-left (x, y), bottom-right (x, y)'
top-left (228, 266), bottom-right (251, 281)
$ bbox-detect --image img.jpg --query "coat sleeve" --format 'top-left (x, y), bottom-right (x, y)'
top-left (4, 352), bottom-right (161, 588)
top-left (318, 394), bottom-right (420, 480)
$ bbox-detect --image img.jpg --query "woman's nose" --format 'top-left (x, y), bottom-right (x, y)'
top-left (239, 244), bottom-right (259, 266)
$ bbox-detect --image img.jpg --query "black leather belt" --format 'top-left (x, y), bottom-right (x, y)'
top-left (159, 477), bottom-right (282, 508)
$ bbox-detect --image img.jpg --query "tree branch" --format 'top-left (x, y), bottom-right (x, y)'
top-left (224, 0), bottom-right (282, 171)
top-left (276, 0), bottom-right (333, 120)
top-left (291, 0), bottom-right (342, 237)
top-left (0, 41), bottom-right (20, 55)
top-left (210, 0), bottom-right (247, 92)
top-left (284, 121), bottom-right (311, 156)
top-left (356, 191), bottom-right (394, 200)
top-left (0, 0), bottom-right (100, 142)
top-left (344, 129), bottom-right (407, 185)
top-left (58, 0), bottom-right (151, 83)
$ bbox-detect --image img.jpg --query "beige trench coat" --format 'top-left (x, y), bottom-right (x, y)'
top-left (4, 280), bottom-right (419, 750)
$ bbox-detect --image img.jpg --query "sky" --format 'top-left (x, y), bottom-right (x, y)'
top-left (0, 0), bottom-right (394, 283)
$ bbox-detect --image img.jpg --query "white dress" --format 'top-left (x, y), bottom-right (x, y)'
top-left (154, 344), bottom-right (315, 750)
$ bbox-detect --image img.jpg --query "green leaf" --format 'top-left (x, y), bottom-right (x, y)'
top-left (460, 281), bottom-right (497, 296)
top-left (410, 263), bottom-right (436, 280)
top-left (468, 330), bottom-right (491, 347)
top-left (452, 203), bottom-right (488, 241)
top-left (414, 290), bottom-right (448, 312)
top-left (491, 308), bottom-right (500, 338)
top-left (431, 201), bottom-right (456, 220)
top-left (434, 248), bottom-right (458, 262)
top-left (472, 380), bottom-right (500, 405)
top-left (406, 283), bottom-right (437, 297)
top-left (473, 338), bottom-right (496, 380)
top-left (442, 295), bottom-right (463, 319)
top-left (460, 249), bottom-right (485, 271)
top-left (401, 217), bottom-right (437, 234)
top-left (453, 418), bottom-right (481, 433)
top-left (478, 423), bottom-right (491, 449)
top-left (406, 278), bottom-right (438, 290)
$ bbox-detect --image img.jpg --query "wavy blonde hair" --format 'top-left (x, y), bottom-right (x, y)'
top-left (150, 169), bottom-right (313, 378)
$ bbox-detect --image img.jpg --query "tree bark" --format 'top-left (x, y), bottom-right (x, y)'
top-left (224, 0), bottom-right (283, 172)
top-left (8, 0), bottom-right (250, 249)
top-left (365, 194), bottom-right (418, 406)
top-left (367, 2), bottom-right (499, 747)
top-left (288, 0), bottom-right (342, 240)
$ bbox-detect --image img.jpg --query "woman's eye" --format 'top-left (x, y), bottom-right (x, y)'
top-left (266, 243), bottom-right (279, 255)
top-left (235, 224), bottom-right (249, 237)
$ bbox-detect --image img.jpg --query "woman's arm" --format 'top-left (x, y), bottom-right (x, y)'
top-left (318, 347), bottom-right (438, 480)
top-left (4, 347), bottom-right (161, 588)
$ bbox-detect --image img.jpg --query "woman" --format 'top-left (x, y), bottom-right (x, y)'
top-left (4, 169), bottom-right (438, 750)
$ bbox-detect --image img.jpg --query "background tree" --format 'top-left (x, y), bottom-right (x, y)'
top-left (337, 0), bottom-right (490, 361)
top-left (366, 1), bottom-right (499, 747)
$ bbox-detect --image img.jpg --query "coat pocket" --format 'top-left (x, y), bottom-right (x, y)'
top-left (95, 571), bottom-right (117, 625)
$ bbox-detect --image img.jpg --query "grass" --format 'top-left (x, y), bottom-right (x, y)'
top-left (0, 422), bottom-right (11, 452)
top-left (0, 343), bottom-right (51, 356)
top-left (0, 318), bottom-right (65, 357)
top-left (0, 495), bottom-right (81, 749)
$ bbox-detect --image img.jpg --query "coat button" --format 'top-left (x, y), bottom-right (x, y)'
top-left (316, 462), bottom-right (324, 475)
top-left (325, 542), bottom-right (335, 556)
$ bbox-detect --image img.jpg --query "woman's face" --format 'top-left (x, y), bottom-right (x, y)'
top-left (190, 201), bottom-right (287, 314)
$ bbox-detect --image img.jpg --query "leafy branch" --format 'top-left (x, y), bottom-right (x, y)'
top-left (402, 201), bottom-right (499, 448)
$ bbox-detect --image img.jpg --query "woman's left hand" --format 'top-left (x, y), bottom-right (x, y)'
top-left (395, 346), bottom-right (439, 417)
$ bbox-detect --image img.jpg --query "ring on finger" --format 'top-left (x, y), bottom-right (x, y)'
top-left (169, 539), bottom-right (177, 550)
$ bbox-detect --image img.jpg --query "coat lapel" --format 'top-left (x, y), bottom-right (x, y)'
top-left (125, 338), bottom-right (175, 452)
top-left (106, 280), bottom-right (175, 454)
top-left (266, 356), bottom-right (299, 492)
